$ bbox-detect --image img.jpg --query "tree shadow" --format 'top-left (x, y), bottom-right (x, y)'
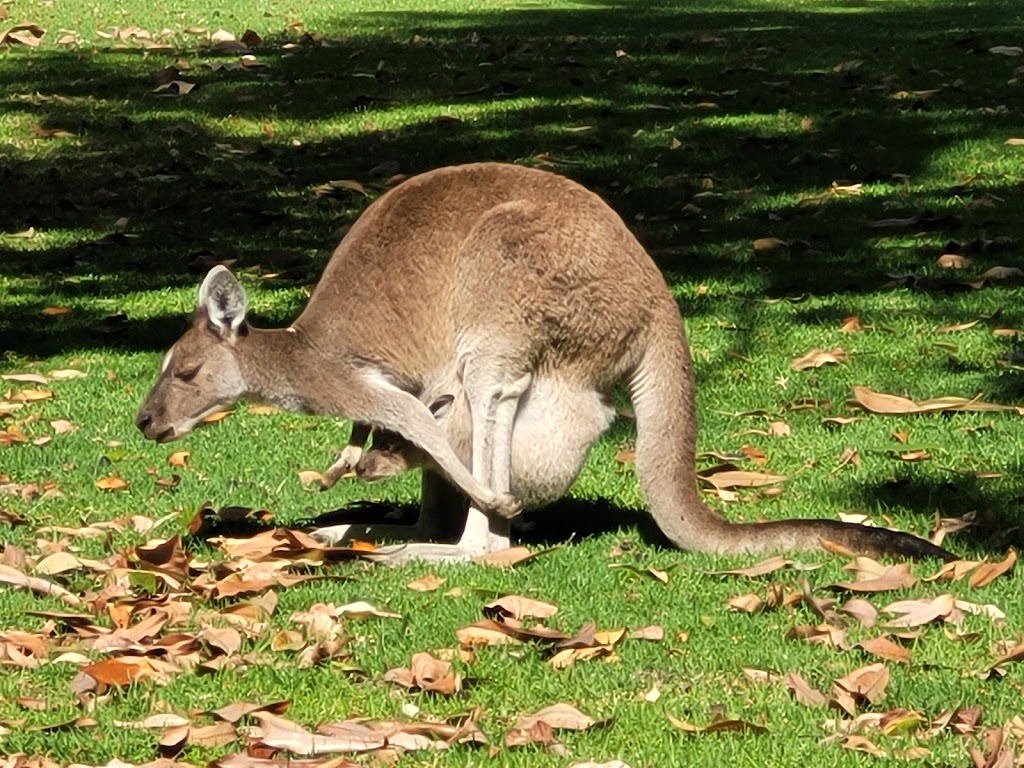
top-left (3, 0), bottom-right (1023, 356)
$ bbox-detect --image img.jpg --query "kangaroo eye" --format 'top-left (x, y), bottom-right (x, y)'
top-left (175, 364), bottom-right (201, 382)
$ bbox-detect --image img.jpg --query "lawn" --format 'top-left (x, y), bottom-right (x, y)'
top-left (2, 0), bottom-right (1024, 765)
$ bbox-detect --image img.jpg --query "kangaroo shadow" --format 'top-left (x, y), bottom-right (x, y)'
top-left (306, 496), bottom-right (669, 548)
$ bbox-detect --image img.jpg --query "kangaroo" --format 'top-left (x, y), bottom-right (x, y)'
top-left (136, 162), bottom-right (955, 563)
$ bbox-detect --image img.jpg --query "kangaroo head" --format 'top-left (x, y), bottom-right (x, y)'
top-left (136, 266), bottom-right (249, 442)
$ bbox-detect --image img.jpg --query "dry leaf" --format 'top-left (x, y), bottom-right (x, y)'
top-left (701, 469), bottom-right (786, 489)
top-left (881, 593), bottom-right (957, 628)
top-left (936, 254), bottom-right (971, 269)
top-left (168, 450), bottom-right (190, 468)
top-left (1, 23), bottom-right (46, 47)
top-left (969, 549), bottom-right (1016, 588)
top-left (406, 573), bottom-right (446, 592)
top-left (296, 470), bottom-right (323, 488)
top-left (484, 595), bottom-right (559, 620)
top-left (472, 545), bottom-right (555, 568)
top-left (514, 702), bottom-right (600, 732)
top-left (856, 636), bottom-right (911, 664)
top-left (250, 711), bottom-right (385, 755)
top-left (791, 347), bottom-right (847, 371)
top-left (838, 315), bottom-right (862, 333)
top-left (95, 475), bottom-right (129, 492)
top-left (851, 386), bottom-right (1022, 415)
top-left (785, 671), bottom-right (828, 707)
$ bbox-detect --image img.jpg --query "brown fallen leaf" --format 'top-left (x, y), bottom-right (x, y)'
top-left (406, 573), bottom-right (446, 592)
top-left (784, 671), bottom-right (828, 707)
top-left (936, 253), bottom-right (971, 269)
top-left (385, 652), bottom-right (460, 695)
top-left (167, 450), bottom-right (189, 468)
top-left (881, 593), bottom-right (957, 628)
top-left (250, 711), bottom-right (385, 755)
top-left (1, 23), bottom-right (45, 47)
top-left (851, 386), bottom-right (1023, 415)
top-left (667, 712), bottom-right (768, 735)
top-left (95, 475), bottom-right (129, 491)
top-left (839, 598), bottom-right (878, 628)
top-left (513, 702), bottom-right (602, 732)
top-left (935, 319), bottom-right (981, 333)
top-left (830, 560), bottom-right (918, 593)
top-left (483, 594), bottom-right (559, 621)
top-left (700, 469), bottom-right (786, 490)
top-left (842, 734), bottom-right (887, 757)
top-left (296, 470), bottom-right (323, 488)
top-left (1, 373), bottom-right (49, 384)
top-left (708, 555), bottom-right (801, 578)
top-left (791, 346), bottom-right (848, 371)
top-left (856, 636), bottom-right (911, 664)
top-left (472, 545), bottom-right (557, 568)
top-left (838, 315), bottom-right (862, 333)
top-left (968, 549), bottom-right (1016, 588)
top-left (12, 388), bottom-right (54, 402)
top-left (0, 563), bottom-right (82, 606)
top-left (833, 663), bottom-right (890, 711)
top-left (209, 700), bottom-right (291, 723)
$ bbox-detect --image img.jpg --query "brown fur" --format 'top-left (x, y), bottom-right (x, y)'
top-left (136, 163), bottom-right (954, 562)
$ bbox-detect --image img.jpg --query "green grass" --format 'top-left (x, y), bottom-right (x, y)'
top-left (3, 0), bottom-right (1024, 765)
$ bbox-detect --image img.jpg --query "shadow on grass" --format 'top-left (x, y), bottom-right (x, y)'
top-left (2, 0), bottom-right (1023, 358)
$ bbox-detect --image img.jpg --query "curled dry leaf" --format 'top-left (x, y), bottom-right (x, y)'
top-left (752, 237), bottom-right (788, 253)
top-left (834, 662), bottom-right (890, 709)
top-left (472, 545), bottom-right (558, 568)
top-left (700, 469), bottom-right (786, 490)
top-left (851, 386), bottom-right (1023, 415)
top-left (790, 346), bottom-right (848, 371)
top-left (483, 594), bottom-right (559, 621)
top-left (514, 702), bottom-right (601, 732)
top-left (968, 549), bottom-right (1016, 588)
top-left (667, 712), bottom-right (768, 735)
top-left (167, 450), bottom-right (189, 468)
top-left (856, 636), bottom-right (911, 664)
top-left (0, 563), bottom-right (82, 606)
top-left (881, 593), bottom-right (958, 628)
top-left (1, 23), bottom-right (46, 47)
top-left (406, 573), bottom-right (446, 592)
top-left (385, 652), bottom-right (460, 695)
top-left (785, 671), bottom-right (828, 707)
top-left (250, 711), bottom-right (385, 755)
top-left (936, 253), bottom-right (971, 269)
top-left (1, 373), bottom-right (49, 384)
top-left (830, 560), bottom-right (917, 593)
top-left (708, 554), bottom-right (800, 578)
top-left (297, 470), bottom-right (323, 488)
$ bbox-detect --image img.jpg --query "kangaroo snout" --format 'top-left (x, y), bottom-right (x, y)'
top-left (135, 410), bottom-right (175, 443)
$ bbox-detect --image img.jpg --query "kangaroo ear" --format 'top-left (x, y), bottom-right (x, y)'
top-left (198, 266), bottom-right (248, 340)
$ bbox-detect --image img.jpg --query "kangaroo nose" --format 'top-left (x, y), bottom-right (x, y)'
top-left (136, 412), bottom-right (152, 433)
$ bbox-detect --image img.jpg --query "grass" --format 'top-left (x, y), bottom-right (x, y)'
top-left (2, 0), bottom-right (1024, 765)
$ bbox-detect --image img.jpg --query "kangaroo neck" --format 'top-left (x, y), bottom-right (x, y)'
top-left (236, 326), bottom-right (324, 413)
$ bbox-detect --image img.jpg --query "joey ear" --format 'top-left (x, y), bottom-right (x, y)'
top-left (428, 394), bottom-right (455, 419)
top-left (197, 266), bottom-right (248, 340)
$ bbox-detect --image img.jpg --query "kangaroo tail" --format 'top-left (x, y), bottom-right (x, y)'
top-left (627, 312), bottom-right (955, 562)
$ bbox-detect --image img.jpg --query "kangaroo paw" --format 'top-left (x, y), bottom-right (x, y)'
top-left (365, 542), bottom-right (482, 565)
top-left (489, 492), bottom-right (522, 520)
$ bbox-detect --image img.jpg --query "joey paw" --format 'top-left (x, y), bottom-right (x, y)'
top-left (320, 445), bottom-right (364, 490)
